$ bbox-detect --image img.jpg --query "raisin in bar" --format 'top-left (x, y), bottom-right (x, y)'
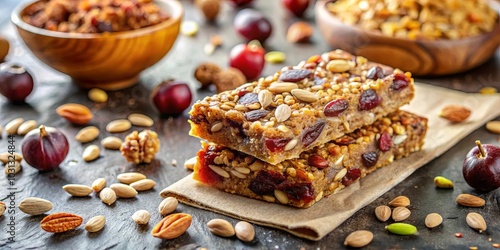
top-left (193, 110), bottom-right (427, 208)
top-left (189, 50), bottom-right (415, 165)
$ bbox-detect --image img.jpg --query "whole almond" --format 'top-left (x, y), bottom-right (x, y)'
top-left (17, 119), bottom-right (37, 135)
top-left (235, 221), bottom-right (255, 242)
top-left (486, 121), bottom-right (500, 134)
top-left (388, 196), bottom-right (410, 207)
top-left (268, 82), bottom-right (298, 93)
top-left (100, 136), bottom-right (123, 150)
top-left (275, 104), bottom-right (291, 123)
top-left (439, 105), bottom-right (471, 123)
top-left (85, 215), bottom-right (106, 232)
top-left (75, 126), bottom-right (99, 143)
top-left (63, 184), bottom-right (93, 197)
top-left (374, 205), bottom-right (391, 222)
top-left (425, 213), bottom-right (443, 229)
top-left (110, 183), bottom-right (137, 198)
top-left (159, 197), bottom-right (179, 216)
top-left (127, 113), bottom-right (154, 127)
top-left (83, 145), bottom-right (100, 162)
top-left (106, 119), bottom-right (132, 133)
top-left (258, 89), bottom-right (273, 108)
top-left (392, 207), bottom-right (411, 222)
top-left (19, 197), bottom-right (53, 215)
top-left (0, 152), bottom-right (22, 164)
top-left (99, 188), bottom-right (117, 205)
top-left (207, 219), bottom-right (235, 237)
top-left (466, 212), bottom-right (487, 233)
top-left (0, 202), bottom-right (6, 216)
top-left (88, 88), bottom-right (108, 103)
top-left (456, 194), bottom-right (485, 207)
top-left (92, 178), bottom-right (106, 192)
top-left (129, 179), bottom-right (156, 191)
top-left (151, 213), bottom-right (192, 239)
top-left (184, 156), bottom-right (197, 170)
top-left (4, 161), bottom-right (22, 174)
top-left (132, 210), bottom-right (151, 225)
top-left (56, 103), bottom-right (93, 125)
top-left (5, 118), bottom-right (24, 135)
top-left (117, 172), bottom-right (146, 184)
top-left (291, 89), bottom-right (318, 103)
top-left (344, 230), bottom-right (374, 248)
top-left (41, 212), bottom-right (83, 233)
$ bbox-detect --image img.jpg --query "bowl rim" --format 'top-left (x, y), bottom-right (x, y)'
top-left (11, 0), bottom-right (183, 39)
top-left (315, 0), bottom-right (500, 44)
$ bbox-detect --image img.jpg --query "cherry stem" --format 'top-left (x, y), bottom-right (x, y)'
top-left (475, 140), bottom-right (486, 158)
top-left (39, 125), bottom-right (48, 137)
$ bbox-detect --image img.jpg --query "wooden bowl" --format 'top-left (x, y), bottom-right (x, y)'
top-left (11, 0), bottom-right (183, 90)
top-left (315, 0), bottom-right (500, 76)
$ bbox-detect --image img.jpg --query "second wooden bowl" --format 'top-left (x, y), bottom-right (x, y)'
top-left (315, 0), bottom-right (500, 76)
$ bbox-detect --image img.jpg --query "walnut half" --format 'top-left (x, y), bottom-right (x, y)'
top-left (120, 130), bottom-right (160, 164)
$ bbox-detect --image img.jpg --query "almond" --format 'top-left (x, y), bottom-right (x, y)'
top-left (466, 212), bottom-right (487, 233)
top-left (0, 202), bottom-right (6, 216)
top-left (4, 161), bottom-right (22, 174)
top-left (100, 136), bottom-right (123, 150)
top-left (117, 172), bottom-right (147, 184)
top-left (388, 195), bottom-right (410, 207)
top-left (291, 89), bottom-right (318, 103)
top-left (99, 188), bottom-right (117, 205)
top-left (392, 207), bottom-right (411, 222)
top-left (159, 197), bottom-right (179, 216)
top-left (17, 119), bottom-right (37, 135)
top-left (0, 152), bottom-right (22, 164)
top-left (56, 103), bottom-right (93, 125)
top-left (132, 210), bottom-right (151, 225)
top-left (82, 145), bottom-right (100, 162)
top-left (18, 197), bottom-right (53, 215)
top-left (374, 205), bottom-right (391, 222)
top-left (129, 179), bottom-right (156, 191)
top-left (439, 105), bottom-right (471, 123)
top-left (207, 219), bottom-right (235, 237)
top-left (486, 121), bottom-right (500, 134)
top-left (344, 230), bottom-right (373, 248)
top-left (127, 113), bottom-right (154, 127)
top-left (63, 184), bottom-right (93, 197)
top-left (92, 178), bottom-right (106, 192)
top-left (85, 215), bottom-right (106, 232)
top-left (5, 118), bottom-right (24, 135)
top-left (235, 221), bottom-right (255, 242)
top-left (425, 213), bottom-right (443, 229)
top-left (456, 194), bottom-right (485, 207)
top-left (75, 126), bottom-right (99, 143)
top-left (41, 212), bottom-right (83, 233)
top-left (110, 183), bottom-right (137, 198)
top-left (151, 213), bottom-right (192, 239)
top-left (106, 119), bottom-right (132, 133)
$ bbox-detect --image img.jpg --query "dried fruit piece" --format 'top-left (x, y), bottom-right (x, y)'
top-left (235, 221), bottom-right (255, 242)
top-left (341, 168), bottom-right (361, 186)
top-left (359, 89), bottom-right (381, 110)
top-left (392, 207), bottom-right (411, 221)
top-left (245, 110), bottom-right (269, 122)
top-left (21, 125), bottom-right (69, 171)
top-left (391, 73), bottom-right (410, 91)
top-left (278, 69), bottom-right (311, 82)
top-left (466, 212), bottom-right (487, 233)
top-left (308, 155), bottom-right (328, 169)
top-left (385, 223), bottom-right (417, 235)
top-left (207, 219), bottom-right (235, 237)
top-left (361, 151), bottom-right (378, 167)
top-left (434, 176), bottom-right (454, 189)
top-left (374, 205), bottom-right (391, 222)
top-left (56, 103), bottom-right (93, 125)
top-left (456, 194), bottom-right (485, 207)
top-left (151, 213), bottom-right (192, 240)
top-left (378, 132), bottom-right (392, 152)
top-left (120, 130), bottom-right (160, 164)
top-left (366, 66), bottom-right (384, 80)
top-left (286, 21), bottom-right (313, 43)
top-left (40, 212), bottom-right (83, 233)
top-left (439, 105), bottom-right (471, 123)
top-left (388, 195), bottom-right (410, 207)
top-left (85, 215), bottom-right (106, 232)
top-left (425, 213), bottom-right (443, 229)
top-left (302, 121), bottom-right (325, 147)
top-left (324, 99), bottom-right (349, 117)
top-left (344, 230), bottom-right (373, 248)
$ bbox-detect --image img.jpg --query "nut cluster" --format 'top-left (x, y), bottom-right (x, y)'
top-left (120, 130), bottom-right (161, 164)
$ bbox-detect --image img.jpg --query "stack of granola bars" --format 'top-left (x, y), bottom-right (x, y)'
top-left (188, 50), bottom-right (427, 208)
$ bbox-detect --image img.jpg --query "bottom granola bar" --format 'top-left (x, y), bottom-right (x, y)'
top-left (193, 110), bottom-right (428, 208)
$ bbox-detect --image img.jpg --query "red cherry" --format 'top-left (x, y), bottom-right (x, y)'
top-left (462, 140), bottom-right (500, 192)
top-left (229, 42), bottom-right (265, 80)
top-left (229, 0), bottom-right (254, 7)
top-left (151, 80), bottom-right (192, 117)
top-left (234, 9), bottom-right (273, 43)
top-left (281, 0), bottom-right (310, 17)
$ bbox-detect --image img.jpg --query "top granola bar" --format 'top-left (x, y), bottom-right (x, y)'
top-left (189, 50), bottom-right (415, 164)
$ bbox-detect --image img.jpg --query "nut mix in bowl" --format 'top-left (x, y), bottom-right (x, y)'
top-left (11, 0), bottom-right (183, 90)
top-left (315, 0), bottom-right (500, 75)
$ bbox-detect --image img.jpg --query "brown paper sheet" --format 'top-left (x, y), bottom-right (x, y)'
top-left (160, 83), bottom-right (500, 241)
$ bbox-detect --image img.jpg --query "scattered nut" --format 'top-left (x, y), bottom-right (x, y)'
top-left (62, 184), bottom-right (93, 197)
top-left (392, 207), bottom-right (411, 222)
top-left (99, 187), bottom-right (117, 205)
top-left (17, 119), bottom-right (37, 135)
top-left (385, 223), bottom-right (418, 235)
top-left (195, 0), bottom-right (221, 21)
top-left (194, 62), bottom-right (222, 88)
top-left (101, 136), bottom-right (123, 150)
top-left (120, 130), bottom-right (160, 164)
top-left (344, 230), bottom-right (373, 248)
top-left (92, 178), bottom-right (106, 192)
top-left (374, 205), bottom-right (391, 222)
top-left (40, 212), bottom-right (83, 233)
top-left (75, 126), bottom-right (99, 143)
top-left (388, 195), bottom-right (410, 207)
top-left (4, 161), bottom-right (22, 174)
top-left (456, 194), bottom-right (485, 207)
top-left (425, 213), bottom-right (443, 229)
top-left (56, 103), bottom-right (93, 125)
top-left (85, 215), bottom-right (106, 232)
top-left (5, 118), bottom-right (24, 135)
top-left (117, 172), bottom-right (146, 184)
top-left (106, 119), bottom-right (132, 133)
top-left (466, 212), bottom-right (487, 233)
top-left (83, 145), bottom-right (100, 162)
top-left (129, 179), bottom-right (156, 191)
top-left (286, 21), bottom-right (313, 43)
top-left (0, 202), bottom-right (5, 217)
top-left (18, 197), bottom-right (53, 215)
top-left (434, 176), bottom-right (454, 189)
top-left (159, 197), bottom-right (178, 216)
top-left (213, 67), bottom-right (247, 93)
top-left (0, 152), bottom-right (22, 164)
top-left (207, 218), bottom-right (235, 237)
top-left (235, 221), bottom-right (255, 242)
top-left (109, 183), bottom-right (137, 198)
top-left (486, 121), bottom-right (500, 134)
top-left (439, 105), bottom-right (471, 123)
top-left (151, 213), bottom-right (192, 240)
top-left (127, 113), bottom-right (154, 127)
top-left (132, 210), bottom-right (151, 225)
top-left (88, 88), bottom-right (108, 103)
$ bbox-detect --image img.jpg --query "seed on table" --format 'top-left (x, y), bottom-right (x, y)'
top-left (117, 172), bottom-right (146, 184)
top-left (374, 205), bottom-right (391, 222)
top-left (466, 212), bottom-right (487, 233)
top-left (85, 215), bottom-right (106, 232)
top-left (344, 230), bottom-right (373, 248)
top-left (434, 176), bottom-right (454, 189)
top-left (100, 136), bottom-right (122, 150)
top-left (99, 188), bottom-right (117, 205)
top-left (456, 194), bottom-right (485, 207)
top-left (110, 183), bottom-right (137, 198)
top-left (425, 213), bottom-right (443, 229)
top-left (88, 88), bottom-right (108, 103)
top-left (106, 119), bottom-right (132, 133)
top-left (132, 210), bottom-right (151, 225)
top-left (235, 221), bottom-right (255, 242)
top-left (385, 223), bottom-right (418, 235)
top-left (388, 195), bottom-right (410, 207)
top-left (75, 126), bottom-right (99, 143)
top-left (5, 118), bottom-right (23, 135)
top-left (207, 219), bottom-right (235, 237)
top-left (392, 207), bottom-right (411, 222)
top-left (18, 197), bottom-right (53, 215)
top-left (129, 179), bottom-right (156, 191)
top-left (92, 178), bottom-right (106, 192)
top-left (127, 113), bottom-right (154, 127)
top-left (63, 184), bottom-right (93, 197)
top-left (17, 119), bottom-right (37, 135)
top-left (0, 152), bottom-right (22, 164)
top-left (83, 145), bottom-right (100, 162)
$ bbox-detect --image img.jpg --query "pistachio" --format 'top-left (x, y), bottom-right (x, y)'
top-left (82, 145), bottom-right (100, 162)
top-left (159, 197), bottom-right (179, 216)
top-left (88, 88), bottom-right (108, 103)
top-left (62, 184), bottom-right (93, 197)
top-left (99, 187), bottom-right (117, 205)
top-left (385, 223), bottom-right (418, 235)
top-left (5, 118), bottom-right (24, 135)
top-left (17, 120), bottom-right (37, 135)
top-left (100, 136), bottom-right (122, 150)
top-left (85, 215), bottom-right (106, 232)
top-left (374, 205), bottom-right (391, 222)
top-left (425, 213), bottom-right (443, 229)
top-left (92, 178), bottom-right (106, 192)
top-left (434, 176), bottom-right (454, 189)
top-left (207, 219), bottom-right (235, 237)
top-left (235, 221), bottom-right (255, 242)
top-left (456, 194), bottom-right (485, 207)
top-left (127, 113), bottom-right (154, 127)
top-left (132, 210), bottom-right (151, 225)
top-left (388, 195), bottom-right (410, 207)
top-left (466, 212), bottom-right (487, 233)
top-left (75, 126), bottom-right (99, 143)
top-left (344, 230), bottom-right (373, 248)
top-left (392, 207), bottom-right (411, 222)
top-left (106, 119), bottom-right (132, 133)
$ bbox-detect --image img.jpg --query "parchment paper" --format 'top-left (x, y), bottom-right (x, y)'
top-left (160, 83), bottom-right (500, 241)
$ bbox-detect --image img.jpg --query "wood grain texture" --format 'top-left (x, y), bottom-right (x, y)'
top-left (315, 0), bottom-right (500, 76)
top-left (11, 0), bottom-right (183, 90)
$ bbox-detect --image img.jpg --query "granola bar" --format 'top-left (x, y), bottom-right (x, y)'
top-left (193, 110), bottom-right (427, 208)
top-left (189, 50), bottom-right (415, 165)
